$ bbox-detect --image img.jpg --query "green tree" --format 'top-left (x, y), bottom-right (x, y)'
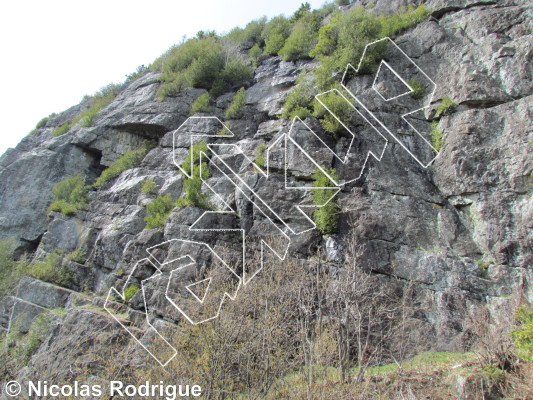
top-left (262, 16), bottom-right (291, 55)
top-left (144, 194), bottom-right (175, 229)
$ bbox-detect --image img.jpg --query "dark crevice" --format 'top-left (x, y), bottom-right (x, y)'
top-left (16, 233), bottom-right (43, 258)
top-left (112, 123), bottom-right (168, 140)
top-left (431, 1), bottom-right (498, 19)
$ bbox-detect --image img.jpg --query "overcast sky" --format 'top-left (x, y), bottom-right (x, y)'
top-left (0, 0), bottom-right (327, 157)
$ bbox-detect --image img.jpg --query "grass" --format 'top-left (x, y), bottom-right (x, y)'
top-left (408, 77), bottom-right (425, 99)
top-left (255, 143), bottom-right (267, 168)
top-left (48, 174), bottom-right (90, 216)
top-left (124, 285), bottom-right (140, 302)
top-left (94, 147), bottom-right (149, 189)
top-left (435, 95), bottom-right (456, 118)
top-left (430, 121), bottom-right (444, 151)
top-left (176, 141), bottom-right (213, 210)
top-left (26, 252), bottom-right (74, 288)
top-left (51, 122), bottom-right (72, 137)
top-left (312, 167), bottom-right (339, 234)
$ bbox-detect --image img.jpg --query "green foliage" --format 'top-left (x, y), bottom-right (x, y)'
top-left (279, 13), bottom-right (320, 61)
top-left (430, 121), bottom-right (444, 151)
top-left (27, 252), bottom-right (74, 287)
top-left (435, 95), bottom-right (456, 118)
top-left (313, 88), bottom-right (353, 135)
top-left (0, 239), bottom-right (26, 297)
top-left (312, 167), bottom-right (339, 235)
top-left (291, 2), bottom-right (311, 22)
top-left (226, 17), bottom-right (267, 45)
top-left (124, 285), bottom-right (140, 302)
top-left (67, 248), bottom-right (86, 264)
top-left (336, 0), bottom-right (351, 5)
top-left (225, 88), bottom-right (246, 119)
top-left (512, 305), bottom-right (533, 362)
top-left (281, 74), bottom-right (317, 119)
top-left (310, 5), bottom-right (429, 89)
top-left (94, 147), bottom-right (148, 189)
top-left (408, 77), bottom-right (424, 99)
top-left (144, 194), bottom-right (175, 229)
top-left (48, 174), bottom-right (89, 216)
top-left (262, 16), bottom-right (292, 55)
top-left (5, 314), bottom-right (51, 367)
top-left (152, 36), bottom-right (251, 100)
top-left (190, 93), bottom-right (212, 114)
top-left (483, 364), bottom-right (506, 383)
top-left (249, 44), bottom-right (263, 66)
top-left (177, 141), bottom-right (213, 209)
top-left (255, 143), bottom-right (267, 168)
top-left (77, 83), bottom-right (120, 127)
top-left (476, 260), bottom-right (490, 278)
top-left (126, 64), bottom-right (149, 82)
top-left (180, 140), bottom-right (210, 177)
top-left (51, 122), bottom-right (72, 137)
top-left (141, 179), bottom-right (158, 194)
top-left (29, 115), bottom-right (52, 135)
top-left (153, 37), bottom-right (224, 100)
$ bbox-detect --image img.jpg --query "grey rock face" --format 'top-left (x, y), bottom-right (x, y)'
top-left (0, 0), bottom-right (531, 382)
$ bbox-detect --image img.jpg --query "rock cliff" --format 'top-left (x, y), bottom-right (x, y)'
top-left (0, 0), bottom-right (531, 394)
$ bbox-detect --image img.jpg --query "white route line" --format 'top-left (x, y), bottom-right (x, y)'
top-left (106, 36), bottom-right (440, 368)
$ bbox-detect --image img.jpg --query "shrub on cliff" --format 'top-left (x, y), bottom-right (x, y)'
top-left (225, 88), bottom-right (246, 119)
top-left (94, 147), bottom-right (148, 189)
top-left (144, 194), bottom-right (175, 229)
top-left (312, 167), bottom-right (339, 234)
top-left (48, 174), bottom-right (89, 216)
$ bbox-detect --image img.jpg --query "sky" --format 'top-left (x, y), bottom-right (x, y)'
top-left (0, 0), bottom-right (328, 157)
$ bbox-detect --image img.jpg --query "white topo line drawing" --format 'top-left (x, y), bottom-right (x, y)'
top-left (105, 37), bottom-right (441, 367)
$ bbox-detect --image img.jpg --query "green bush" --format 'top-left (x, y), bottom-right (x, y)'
top-left (0, 239), bottom-right (27, 297)
top-left (152, 36), bottom-right (251, 100)
top-left (144, 194), bottom-right (175, 229)
top-left (430, 121), bottom-right (444, 151)
top-left (124, 285), bottom-right (140, 302)
top-left (94, 147), bottom-right (148, 189)
top-left (48, 174), bottom-right (89, 216)
top-left (281, 74), bottom-right (317, 119)
top-left (77, 83), bottom-right (120, 127)
top-left (408, 77), bottom-right (424, 99)
top-left (279, 13), bottom-right (319, 61)
top-left (313, 88), bottom-right (353, 135)
top-left (27, 252), bottom-right (73, 288)
top-left (310, 5), bottom-right (429, 90)
top-left (4, 313), bottom-right (51, 367)
top-left (226, 18), bottom-right (266, 45)
top-left (512, 305), bottom-right (533, 362)
top-left (51, 122), bottom-right (72, 137)
top-left (141, 179), bottom-right (158, 194)
top-left (312, 167), bottom-right (339, 234)
top-left (255, 143), bottom-right (267, 168)
top-left (435, 95), bottom-right (456, 118)
top-left (215, 59), bottom-right (253, 97)
top-left (190, 93), bottom-right (212, 114)
top-left (176, 141), bottom-right (213, 209)
top-left (262, 16), bottom-right (292, 55)
top-left (67, 248), bottom-right (86, 264)
top-left (29, 115), bottom-right (52, 135)
top-left (249, 44), bottom-right (263, 66)
top-left (225, 88), bottom-right (246, 119)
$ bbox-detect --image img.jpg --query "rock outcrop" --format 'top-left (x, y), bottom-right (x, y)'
top-left (0, 0), bottom-right (531, 388)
